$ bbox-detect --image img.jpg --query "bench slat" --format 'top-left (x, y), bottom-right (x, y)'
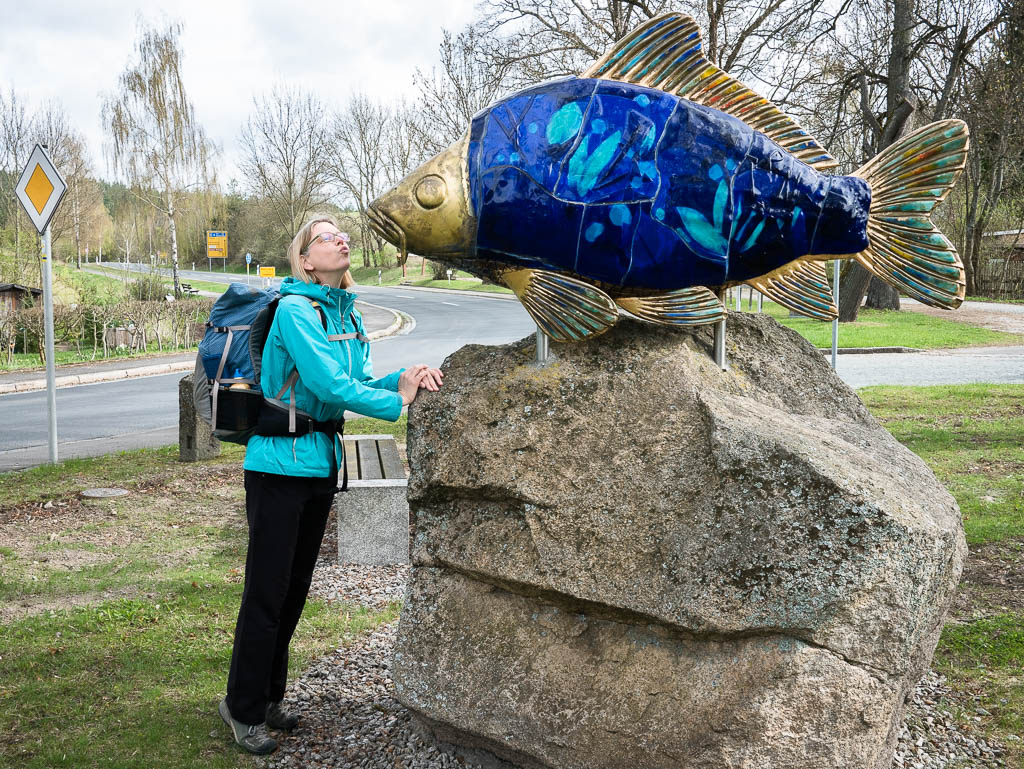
top-left (357, 438), bottom-right (384, 480)
top-left (344, 439), bottom-right (360, 481)
top-left (377, 439), bottom-right (405, 480)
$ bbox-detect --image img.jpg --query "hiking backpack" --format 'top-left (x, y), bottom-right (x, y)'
top-left (192, 282), bottom-right (367, 445)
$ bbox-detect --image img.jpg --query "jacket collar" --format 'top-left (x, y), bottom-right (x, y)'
top-left (280, 277), bottom-right (357, 314)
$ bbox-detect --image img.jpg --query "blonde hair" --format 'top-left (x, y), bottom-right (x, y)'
top-left (287, 214), bottom-right (355, 289)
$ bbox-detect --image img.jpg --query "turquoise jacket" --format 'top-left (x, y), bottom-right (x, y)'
top-left (243, 278), bottom-right (404, 478)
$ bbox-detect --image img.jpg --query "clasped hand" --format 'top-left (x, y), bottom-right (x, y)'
top-left (398, 364), bottom-right (444, 406)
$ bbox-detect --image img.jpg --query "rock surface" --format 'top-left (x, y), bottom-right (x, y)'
top-left (394, 314), bottom-right (967, 769)
top-left (178, 372), bottom-right (220, 462)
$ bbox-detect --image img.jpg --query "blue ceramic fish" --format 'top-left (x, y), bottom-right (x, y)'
top-left (369, 13), bottom-right (968, 342)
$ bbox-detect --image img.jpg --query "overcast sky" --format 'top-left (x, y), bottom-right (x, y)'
top-left (0, 0), bottom-right (479, 184)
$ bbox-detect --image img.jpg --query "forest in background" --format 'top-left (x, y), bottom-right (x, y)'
top-left (1, 0), bottom-right (1021, 308)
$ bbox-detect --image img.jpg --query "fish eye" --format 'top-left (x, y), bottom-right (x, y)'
top-left (414, 175), bottom-right (447, 209)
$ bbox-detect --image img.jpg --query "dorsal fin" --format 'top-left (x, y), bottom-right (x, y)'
top-left (583, 13), bottom-right (838, 172)
top-left (745, 260), bottom-right (837, 320)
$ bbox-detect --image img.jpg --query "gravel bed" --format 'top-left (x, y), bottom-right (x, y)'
top-left (261, 562), bottom-right (1010, 769)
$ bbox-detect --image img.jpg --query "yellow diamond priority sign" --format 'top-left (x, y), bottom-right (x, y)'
top-left (16, 144), bottom-right (67, 234)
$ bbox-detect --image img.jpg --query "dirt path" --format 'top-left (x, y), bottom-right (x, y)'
top-left (903, 300), bottom-right (1024, 335)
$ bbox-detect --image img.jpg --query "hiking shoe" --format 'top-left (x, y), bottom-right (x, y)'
top-left (219, 698), bottom-right (277, 755)
top-left (265, 700), bottom-right (299, 731)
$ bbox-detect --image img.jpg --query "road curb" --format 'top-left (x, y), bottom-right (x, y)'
top-left (0, 301), bottom-right (410, 396)
top-left (357, 300), bottom-right (411, 339)
top-left (382, 284), bottom-right (517, 300)
top-left (0, 361), bottom-right (197, 395)
top-left (817, 346), bottom-right (924, 355)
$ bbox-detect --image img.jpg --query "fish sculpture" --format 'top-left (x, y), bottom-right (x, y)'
top-left (368, 13), bottom-right (969, 343)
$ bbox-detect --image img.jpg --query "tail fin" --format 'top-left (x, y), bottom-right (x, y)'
top-left (853, 120), bottom-right (969, 309)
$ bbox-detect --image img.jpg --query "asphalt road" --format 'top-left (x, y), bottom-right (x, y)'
top-left (2, 265), bottom-right (1023, 471)
top-left (0, 285), bottom-right (536, 472)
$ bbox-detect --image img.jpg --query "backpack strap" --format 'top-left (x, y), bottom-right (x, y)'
top-left (266, 301), bottom-right (368, 443)
top-left (307, 301), bottom-right (370, 343)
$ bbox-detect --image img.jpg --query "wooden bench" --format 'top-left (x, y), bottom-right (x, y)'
top-left (180, 282), bottom-right (200, 297)
top-left (335, 434), bottom-right (409, 565)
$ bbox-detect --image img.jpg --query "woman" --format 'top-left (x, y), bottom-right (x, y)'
top-left (220, 215), bottom-right (442, 754)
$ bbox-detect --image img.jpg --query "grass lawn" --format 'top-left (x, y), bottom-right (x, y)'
top-left (966, 296), bottom-right (1024, 305)
top-left (861, 384), bottom-right (1024, 762)
top-left (1, 340), bottom-right (203, 372)
top-left (0, 438), bottom-right (398, 769)
top-left (349, 259), bottom-right (512, 294)
top-left (761, 300), bottom-right (1023, 349)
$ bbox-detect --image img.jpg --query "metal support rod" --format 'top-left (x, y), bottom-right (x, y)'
top-left (757, 291), bottom-right (763, 312)
top-left (734, 286), bottom-right (741, 311)
top-left (42, 226), bottom-right (58, 463)
top-left (713, 289), bottom-right (728, 370)
top-left (536, 325), bottom-right (549, 363)
top-left (831, 259), bottom-right (840, 370)
top-left (714, 317), bottom-right (727, 370)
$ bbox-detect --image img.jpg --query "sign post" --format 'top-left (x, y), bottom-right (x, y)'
top-left (245, 252), bottom-right (252, 285)
top-left (15, 144), bottom-right (67, 464)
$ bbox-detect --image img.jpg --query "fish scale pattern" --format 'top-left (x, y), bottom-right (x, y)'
top-left (468, 77), bottom-right (870, 292)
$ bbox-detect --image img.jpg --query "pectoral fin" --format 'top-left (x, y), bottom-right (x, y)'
top-left (616, 287), bottom-right (725, 326)
top-left (746, 260), bottom-right (837, 320)
top-left (501, 269), bottom-right (619, 342)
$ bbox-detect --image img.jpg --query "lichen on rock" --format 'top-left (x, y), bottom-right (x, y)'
top-left (395, 314), bottom-right (966, 769)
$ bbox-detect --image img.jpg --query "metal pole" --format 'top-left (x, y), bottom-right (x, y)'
top-left (536, 325), bottom-right (549, 363)
top-left (757, 291), bottom-right (763, 312)
top-left (714, 317), bottom-right (727, 370)
top-left (831, 259), bottom-right (840, 370)
top-left (713, 290), bottom-right (727, 370)
top-left (734, 286), bottom-right (741, 311)
top-left (42, 226), bottom-right (58, 463)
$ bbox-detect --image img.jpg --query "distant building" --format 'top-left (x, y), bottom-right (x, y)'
top-left (0, 283), bottom-right (42, 312)
top-left (983, 230), bottom-right (1024, 255)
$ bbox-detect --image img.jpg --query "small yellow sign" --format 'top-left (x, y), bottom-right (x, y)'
top-left (259, 266), bottom-right (276, 278)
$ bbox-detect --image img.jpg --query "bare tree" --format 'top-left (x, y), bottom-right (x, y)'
top-left (102, 20), bottom-right (216, 298)
top-left (0, 307), bottom-right (15, 365)
top-left (472, 0), bottom-right (847, 107)
top-left (238, 85), bottom-right (331, 243)
top-left (34, 103), bottom-right (95, 263)
top-left (0, 86), bottom-right (34, 262)
top-left (114, 202), bottom-right (142, 267)
top-left (329, 93), bottom-right (391, 268)
top-left (413, 27), bottom-right (514, 153)
top-left (823, 0), bottom-right (1007, 319)
top-left (955, 2), bottom-right (1024, 297)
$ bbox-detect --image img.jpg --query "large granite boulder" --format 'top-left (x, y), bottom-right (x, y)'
top-left (394, 314), bottom-right (965, 769)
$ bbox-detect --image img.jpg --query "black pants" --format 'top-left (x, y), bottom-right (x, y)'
top-left (226, 470), bottom-right (335, 725)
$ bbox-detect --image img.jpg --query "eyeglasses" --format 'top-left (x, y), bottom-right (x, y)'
top-left (304, 231), bottom-right (350, 252)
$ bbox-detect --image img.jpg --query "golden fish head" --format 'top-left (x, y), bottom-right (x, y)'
top-left (368, 135), bottom-right (475, 264)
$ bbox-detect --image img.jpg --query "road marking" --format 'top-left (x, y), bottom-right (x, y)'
top-left (442, 301), bottom-right (459, 306)
top-left (396, 294), bottom-right (415, 298)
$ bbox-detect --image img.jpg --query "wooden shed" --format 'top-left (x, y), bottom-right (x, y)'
top-left (0, 283), bottom-right (42, 312)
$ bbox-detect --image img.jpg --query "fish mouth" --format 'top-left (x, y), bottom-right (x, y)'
top-left (367, 205), bottom-right (407, 264)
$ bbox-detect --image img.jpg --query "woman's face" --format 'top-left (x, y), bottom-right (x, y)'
top-left (302, 222), bottom-right (351, 280)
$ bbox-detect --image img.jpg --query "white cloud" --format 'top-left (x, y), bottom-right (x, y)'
top-left (0, 0), bottom-right (478, 183)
